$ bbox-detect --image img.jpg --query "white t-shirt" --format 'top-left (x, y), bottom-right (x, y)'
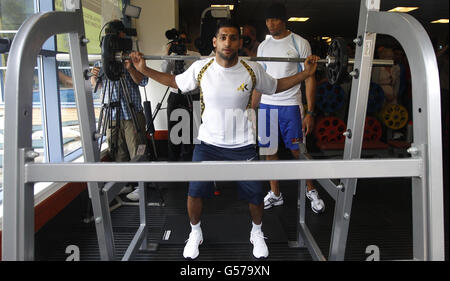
top-left (175, 57), bottom-right (278, 148)
top-left (257, 32), bottom-right (311, 106)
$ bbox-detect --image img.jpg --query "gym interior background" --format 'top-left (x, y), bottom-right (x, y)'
top-left (0, 0), bottom-right (448, 261)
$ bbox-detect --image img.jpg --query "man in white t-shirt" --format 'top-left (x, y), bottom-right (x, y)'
top-left (253, 3), bottom-right (325, 214)
top-left (130, 19), bottom-right (318, 260)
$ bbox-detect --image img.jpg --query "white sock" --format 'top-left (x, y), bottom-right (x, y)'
top-left (272, 191), bottom-right (281, 198)
top-left (251, 221), bottom-right (262, 233)
top-left (191, 221), bottom-right (201, 232)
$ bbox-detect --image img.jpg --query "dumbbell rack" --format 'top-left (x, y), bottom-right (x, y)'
top-left (2, 0), bottom-right (445, 261)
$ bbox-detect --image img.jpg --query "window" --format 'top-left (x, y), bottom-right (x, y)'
top-left (55, 0), bottom-right (123, 159)
top-left (0, 0), bottom-right (126, 205)
top-left (1, 0), bottom-right (39, 202)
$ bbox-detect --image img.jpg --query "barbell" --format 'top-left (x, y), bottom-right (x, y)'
top-left (59, 37), bottom-right (394, 84)
top-left (116, 37), bottom-right (392, 85)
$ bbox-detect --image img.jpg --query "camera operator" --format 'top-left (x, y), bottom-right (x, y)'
top-left (90, 19), bottom-right (148, 200)
top-left (161, 29), bottom-right (200, 162)
top-left (241, 24), bottom-right (260, 57)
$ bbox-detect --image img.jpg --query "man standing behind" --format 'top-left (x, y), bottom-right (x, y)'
top-left (241, 24), bottom-right (260, 57)
top-left (254, 3), bottom-right (325, 213)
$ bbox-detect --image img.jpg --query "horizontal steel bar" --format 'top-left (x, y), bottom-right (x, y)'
top-left (56, 53), bottom-right (101, 62)
top-left (25, 158), bottom-right (423, 183)
top-left (121, 54), bottom-right (393, 66)
top-left (348, 58), bottom-right (393, 66)
top-left (55, 53), bottom-right (393, 66)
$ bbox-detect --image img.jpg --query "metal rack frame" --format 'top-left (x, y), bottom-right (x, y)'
top-left (2, 0), bottom-right (444, 260)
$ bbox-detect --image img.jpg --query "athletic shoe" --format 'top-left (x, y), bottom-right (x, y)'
top-left (306, 189), bottom-right (325, 214)
top-left (183, 229), bottom-right (203, 259)
top-left (250, 230), bottom-right (269, 259)
top-left (263, 191), bottom-right (284, 209)
top-left (126, 188), bottom-right (140, 201)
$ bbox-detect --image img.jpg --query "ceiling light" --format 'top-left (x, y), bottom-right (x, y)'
top-left (211, 5), bottom-right (234, 11)
top-left (431, 19), bottom-right (449, 24)
top-left (288, 17), bottom-right (309, 22)
top-left (388, 7), bottom-right (419, 13)
top-left (123, 4), bottom-right (141, 18)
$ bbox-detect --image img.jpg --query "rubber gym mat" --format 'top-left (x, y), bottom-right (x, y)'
top-left (160, 213), bottom-right (287, 244)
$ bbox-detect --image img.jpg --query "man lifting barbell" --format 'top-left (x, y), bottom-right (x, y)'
top-left (129, 19), bottom-right (319, 260)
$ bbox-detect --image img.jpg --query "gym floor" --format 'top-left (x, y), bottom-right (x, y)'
top-left (34, 147), bottom-right (449, 261)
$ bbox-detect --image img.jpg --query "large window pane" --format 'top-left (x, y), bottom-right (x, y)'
top-left (32, 68), bottom-right (45, 164)
top-left (0, 0), bottom-right (35, 31)
top-left (1, 0), bottom-right (125, 193)
top-left (55, 0), bottom-right (123, 54)
top-left (55, 0), bottom-right (123, 158)
top-left (0, 67), bottom-right (42, 189)
top-left (1, 0), bottom-right (38, 194)
top-left (57, 61), bottom-right (81, 156)
top-left (57, 61), bottom-right (102, 157)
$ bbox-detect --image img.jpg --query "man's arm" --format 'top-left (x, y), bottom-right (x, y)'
top-left (58, 71), bottom-right (73, 88)
top-left (130, 51), bottom-right (178, 89)
top-left (275, 55), bottom-right (319, 93)
top-left (125, 63), bottom-right (146, 85)
top-left (251, 90), bottom-right (262, 109)
top-left (90, 66), bottom-right (101, 89)
top-left (303, 75), bottom-right (316, 135)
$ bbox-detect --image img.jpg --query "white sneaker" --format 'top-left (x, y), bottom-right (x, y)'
top-left (306, 189), bottom-right (325, 214)
top-left (250, 230), bottom-right (269, 259)
top-left (118, 185), bottom-right (133, 195)
top-left (126, 188), bottom-right (140, 201)
top-left (183, 229), bottom-right (203, 259)
top-left (264, 191), bottom-right (284, 209)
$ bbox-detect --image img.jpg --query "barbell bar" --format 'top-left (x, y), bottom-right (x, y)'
top-left (117, 54), bottom-right (393, 67)
top-left (57, 37), bottom-right (393, 84)
top-left (56, 53), bottom-right (393, 66)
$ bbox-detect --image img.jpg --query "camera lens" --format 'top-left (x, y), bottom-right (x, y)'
top-left (242, 36), bottom-right (251, 47)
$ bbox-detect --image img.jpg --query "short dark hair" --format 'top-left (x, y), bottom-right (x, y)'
top-left (265, 3), bottom-right (287, 22)
top-left (105, 20), bottom-right (125, 35)
top-left (215, 19), bottom-right (241, 38)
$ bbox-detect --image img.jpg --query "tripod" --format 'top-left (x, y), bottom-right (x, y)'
top-left (96, 72), bottom-right (149, 159)
top-left (151, 59), bottom-right (193, 123)
top-left (152, 59), bottom-right (196, 163)
top-left (92, 68), bottom-right (165, 210)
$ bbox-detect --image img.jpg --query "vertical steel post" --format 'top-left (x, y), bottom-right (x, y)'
top-left (366, 7), bottom-right (445, 261)
top-left (328, 0), bottom-right (379, 261)
top-left (64, 0), bottom-right (116, 260)
top-left (2, 10), bottom-right (83, 261)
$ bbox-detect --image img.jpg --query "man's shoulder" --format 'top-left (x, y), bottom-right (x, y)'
top-left (189, 57), bottom-right (213, 68)
top-left (183, 57), bottom-right (215, 78)
top-left (259, 37), bottom-right (271, 48)
top-left (187, 50), bottom-right (201, 56)
top-left (290, 32), bottom-right (310, 45)
top-left (240, 59), bottom-right (261, 70)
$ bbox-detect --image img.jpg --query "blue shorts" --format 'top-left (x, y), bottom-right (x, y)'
top-left (188, 142), bottom-right (263, 205)
top-left (258, 103), bottom-right (303, 150)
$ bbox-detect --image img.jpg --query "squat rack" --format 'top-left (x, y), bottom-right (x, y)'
top-left (2, 0), bottom-right (445, 260)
